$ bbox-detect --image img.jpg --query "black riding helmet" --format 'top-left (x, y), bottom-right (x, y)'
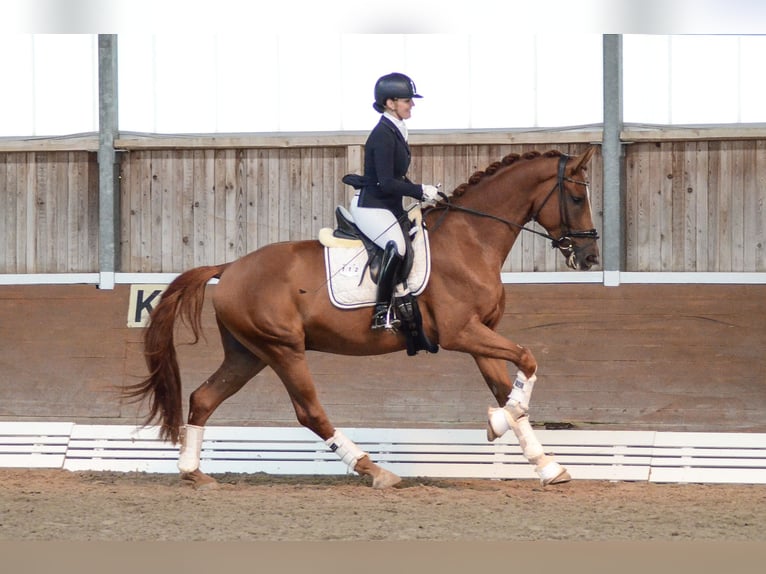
top-left (372, 72), bottom-right (423, 113)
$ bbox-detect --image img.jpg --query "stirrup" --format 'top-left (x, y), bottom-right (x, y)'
top-left (371, 304), bottom-right (400, 330)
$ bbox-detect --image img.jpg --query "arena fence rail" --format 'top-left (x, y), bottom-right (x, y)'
top-left (1, 422), bottom-right (765, 484)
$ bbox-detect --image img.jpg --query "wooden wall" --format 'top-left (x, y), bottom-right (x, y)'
top-left (0, 151), bottom-right (99, 273)
top-left (119, 147), bottom-right (348, 272)
top-left (118, 142), bottom-right (598, 274)
top-left (626, 140), bottom-right (766, 272)
top-left (1, 283), bottom-right (763, 433)
top-left (1, 134), bottom-right (765, 274)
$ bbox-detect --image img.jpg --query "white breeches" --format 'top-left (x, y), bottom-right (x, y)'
top-left (349, 194), bottom-right (406, 255)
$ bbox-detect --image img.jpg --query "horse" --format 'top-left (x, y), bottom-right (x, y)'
top-left (124, 146), bottom-right (600, 489)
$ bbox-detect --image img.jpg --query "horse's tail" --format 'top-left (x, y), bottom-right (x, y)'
top-left (123, 263), bottom-right (229, 444)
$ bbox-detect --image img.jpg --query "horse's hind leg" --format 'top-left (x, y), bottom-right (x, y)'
top-left (180, 323), bottom-right (266, 490)
top-left (270, 351), bottom-right (401, 489)
top-left (474, 355), bottom-right (570, 486)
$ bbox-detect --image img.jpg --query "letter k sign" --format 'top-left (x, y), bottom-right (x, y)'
top-left (127, 284), bottom-right (167, 327)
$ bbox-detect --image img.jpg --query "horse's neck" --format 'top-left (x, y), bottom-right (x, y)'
top-left (444, 171), bottom-right (535, 266)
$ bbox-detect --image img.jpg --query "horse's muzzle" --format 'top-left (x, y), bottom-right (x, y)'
top-left (569, 246), bottom-right (600, 270)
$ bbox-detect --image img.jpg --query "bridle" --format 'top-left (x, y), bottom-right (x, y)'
top-left (429, 154), bottom-right (599, 255)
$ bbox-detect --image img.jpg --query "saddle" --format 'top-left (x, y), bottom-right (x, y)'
top-left (330, 205), bottom-right (415, 286)
top-left (318, 205), bottom-right (431, 310)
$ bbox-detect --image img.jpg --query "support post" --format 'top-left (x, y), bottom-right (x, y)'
top-left (98, 34), bottom-right (119, 289)
top-left (602, 34), bottom-right (625, 287)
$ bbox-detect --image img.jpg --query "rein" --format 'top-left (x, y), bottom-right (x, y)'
top-left (428, 154), bottom-right (599, 251)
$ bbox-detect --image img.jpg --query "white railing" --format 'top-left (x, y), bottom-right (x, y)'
top-left (1, 422), bottom-right (765, 484)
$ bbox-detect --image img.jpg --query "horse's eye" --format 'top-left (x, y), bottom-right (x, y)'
top-left (570, 196), bottom-right (584, 205)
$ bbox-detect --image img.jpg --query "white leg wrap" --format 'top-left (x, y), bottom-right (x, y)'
top-left (325, 430), bottom-right (367, 473)
top-left (513, 415), bottom-right (545, 461)
top-left (509, 370), bottom-right (536, 410)
top-left (178, 424), bottom-right (204, 473)
top-left (487, 405), bottom-right (514, 439)
top-left (485, 371), bottom-right (568, 484)
top-left (486, 370), bottom-right (536, 440)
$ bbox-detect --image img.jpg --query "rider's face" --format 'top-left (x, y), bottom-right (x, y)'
top-left (387, 97), bottom-right (414, 120)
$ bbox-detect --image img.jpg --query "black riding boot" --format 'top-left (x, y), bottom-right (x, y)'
top-left (396, 293), bottom-right (439, 356)
top-left (371, 241), bottom-right (403, 330)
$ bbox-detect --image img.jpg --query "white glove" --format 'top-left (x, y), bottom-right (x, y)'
top-left (421, 184), bottom-right (440, 204)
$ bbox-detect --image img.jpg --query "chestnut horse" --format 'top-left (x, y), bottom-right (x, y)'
top-left (125, 147), bottom-right (600, 489)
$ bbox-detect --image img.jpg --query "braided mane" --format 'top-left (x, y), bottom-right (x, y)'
top-left (450, 149), bottom-right (565, 198)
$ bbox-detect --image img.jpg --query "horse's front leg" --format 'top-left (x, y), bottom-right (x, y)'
top-left (440, 317), bottom-right (569, 486)
top-left (474, 355), bottom-right (571, 486)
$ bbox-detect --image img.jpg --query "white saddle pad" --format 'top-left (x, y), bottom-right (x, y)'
top-left (321, 209), bottom-right (431, 309)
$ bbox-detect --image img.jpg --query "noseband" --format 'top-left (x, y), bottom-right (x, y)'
top-left (430, 154), bottom-right (599, 252)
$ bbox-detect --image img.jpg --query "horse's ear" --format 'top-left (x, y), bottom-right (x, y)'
top-left (572, 145), bottom-right (597, 172)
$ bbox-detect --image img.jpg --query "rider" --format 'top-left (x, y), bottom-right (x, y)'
top-left (349, 72), bottom-right (440, 354)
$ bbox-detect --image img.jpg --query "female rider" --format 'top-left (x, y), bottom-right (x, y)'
top-left (349, 72), bottom-right (439, 354)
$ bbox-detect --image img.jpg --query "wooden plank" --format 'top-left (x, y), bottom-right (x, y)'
top-left (345, 145), bottom-right (362, 207)
top-left (219, 148), bottom-right (238, 261)
top-left (652, 432), bottom-right (766, 448)
top-left (157, 150), bottom-right (173, 271)
top-left (635, 144), bottom-right (652, 270)
top-left (650, 467), bottom-right (766, 484)
top-left (213, 149), bottom-right (228, 263)
top-left (267, 149), bottom-right (280, 245)
top-left (180, 150), bottom-right (195, 269)
top-left (671, 142), bottom-right (687, 270)
top-left (234, 149), bottom-right (248, 258)
top-left (625, 145), bottom-right (638, 270)
top-left (623, 126), bottom-right (766, 142)
top-left (660, 142), bottom-right (674, 270)
top-left (707, 141), bottom-right (721, 270)
top-left (0, 155), bottom-right (8, 271)
top-left (52, 153), bottom-right (68, 272)
top-left (149, 151), bottom-right (164, 271)
top-left (0, 421), bottom-right (74, 435)
top-left (284, 148), bottom-right (300, 241)
top-left (757, 141), bottom-right (766, 271)
top-left (136, 151), bottom-right (153, 272)
top-left (694, 142), bottom-right (709, 271)
top-left (254, 149), bottom-right (270, 249)
top-left (718, 141), bottom-right (742, 271)
top-left (584, 144), bottom-right (603, 272)
top-left (120, 151), bottom-right (136, 272)
top-left (10, 152), bottom-right (25, 271)
top-left (732, 143), bottom-right (757, 271)
top-left (680, 141), bottom-right (696, 270)
top-left (242, 150), bottom-right (258, 256)
top-left (197, 150), bottom-right (214, 262)
top-left (318, 149), bottom-right (334, 235)
top-left (324, 148), bottom-right (341, 235)
top-left (0, 421), bottom-right (74, 469)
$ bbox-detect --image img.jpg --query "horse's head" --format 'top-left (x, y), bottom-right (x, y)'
top-left (531, 147), bottom-right (600, 270)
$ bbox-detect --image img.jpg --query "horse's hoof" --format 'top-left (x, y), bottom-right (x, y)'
top-left (542, 468), bottom-right (571, 486)
top-left (372, 468), bottom-right (402, 489)
top-left (486, 420), bottom-right (500, 442)
top-left (181, 469), bottom-right (219, 490)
